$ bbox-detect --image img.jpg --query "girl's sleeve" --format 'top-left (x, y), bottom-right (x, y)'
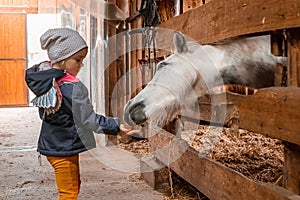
top-left (66, 82), bottom-right (120, 135)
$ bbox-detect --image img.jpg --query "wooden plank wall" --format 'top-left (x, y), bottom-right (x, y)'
top-left (0, 0), bottom-right (38, 13)
top-left (157, 0), bottom-right (300, 45)
top-left (195, 87), bottom-right (300, 145)
top-left (0, 14), bottom-right (26, 59)
top-left (0, 60), bottom-right (28, 105)
top-left (182, 0), bottom-right (214, 12)
top-left (128, 0), bottom-right (143, 99)
top-left (146, 0), bottom-right (300, 199)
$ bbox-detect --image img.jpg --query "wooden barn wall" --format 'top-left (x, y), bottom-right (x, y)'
top-left (102, 0), bottom-right (129, 143)
top-left (156, 0), bottom-right (177, 22)
top-left (0, 0), bottom-right (38, 13)
top-left (128, 0), bottom-right (141, 99)
top-left (126, 0), bottom-right (210, 94)
top-left (183, 0), bottom-right (205, 12)
top-left (158, 0), bottom-right (300, 45)
top-left (104, 21), bottom-right (126, 119)
top-left (127, 0), bottom-right (178, 99)
top-left (127, 0), bottom-right (213, 90)
top-left (107, 0), bottom-right (128, 118)
top-left (146, 0), bottom-right (300, 198)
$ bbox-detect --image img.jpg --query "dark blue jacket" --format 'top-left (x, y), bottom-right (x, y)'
top-left (25, 61), bottom-right (120, 157)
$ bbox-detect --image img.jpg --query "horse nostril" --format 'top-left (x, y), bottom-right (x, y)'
top-left (130, 108), bottom-right (147, 125)
top-left (124, 101), bottom-right (147, 125)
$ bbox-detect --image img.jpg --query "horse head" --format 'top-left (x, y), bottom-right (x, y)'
top-left (124, 32), bottom-right (222, 127)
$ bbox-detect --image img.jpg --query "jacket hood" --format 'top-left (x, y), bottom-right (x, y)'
top-left (25, 61), bottom-right (66, 96)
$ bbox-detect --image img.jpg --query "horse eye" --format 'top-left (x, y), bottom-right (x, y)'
top-left (157, 62), bottom-right (168, 70)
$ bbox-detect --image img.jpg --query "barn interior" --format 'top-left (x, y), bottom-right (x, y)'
top-left (0, 0), bottom-right (300, 199)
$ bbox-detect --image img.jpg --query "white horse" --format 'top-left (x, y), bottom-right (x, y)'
top-left (123, 32), bottom-right (286, 128)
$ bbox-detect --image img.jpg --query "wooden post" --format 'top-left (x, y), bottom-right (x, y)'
top-left (287, 29), bottom-right (300, 87)
top-left (105, 21), bottom-right (118, 145)
top-left (284, 28), bottom-right (300, 194)
top-left (115, 25), bottom-right (126, 120)
top-left (140, 155), bottom-right (169, 193)
top-left (116, 0), bottom-right (128, 120)
top-left (104, 20), bottom-right (110, 117)
top-left (271, 31), bottom-right (287, 86)
top-left (136, 9), bottom-right (143, 95)
top-left (283, 28), bottom-right (300, 194)
top-left (130, 6), bottom-right (138, 98)
top-left (115, 0), bottom-right (132, 143)
top-left (163, 118), bottom-right (182, 135)
top-left (283, 142), bottom-right (300, 194)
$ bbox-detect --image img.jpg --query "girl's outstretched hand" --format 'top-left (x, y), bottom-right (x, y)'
top-left (119, 123), bottom-right (133, 144)
top-left (120, 124), bottom-right (142, 136)
top-left (119, 124), bottom-right (132, 132)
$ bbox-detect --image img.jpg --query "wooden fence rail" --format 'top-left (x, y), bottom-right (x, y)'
top-left (150, 129), bottom-right (300, 200)
top-left (188, 87), bottom-right (300, 145)
top-left (158, 0), bottom-right (300, 45)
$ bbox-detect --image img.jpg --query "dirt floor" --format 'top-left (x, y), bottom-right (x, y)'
top-left (0, 107), bottom-right (168, 200)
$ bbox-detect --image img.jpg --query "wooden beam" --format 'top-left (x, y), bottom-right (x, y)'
top-left (0, 7), bottom-right (38, 13)
top-left (194, 87), bottom-right (300, 146)
top-left (227, 87), bottom-right (300, 145)
top-left (157, 0), bottom-right (300, 45)
top-left (150, 129), bottom-right (300, 200)
top-left (183, 87), bottom-right (300, 145)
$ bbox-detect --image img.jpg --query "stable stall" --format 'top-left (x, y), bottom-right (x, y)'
top-left (136, 0), bottom-right (300, 199)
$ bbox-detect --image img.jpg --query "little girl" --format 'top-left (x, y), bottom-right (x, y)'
top-left (25, 28), bottom-right (129, 199)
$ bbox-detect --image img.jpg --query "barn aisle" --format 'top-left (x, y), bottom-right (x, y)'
top-left (0, 107), bottom-right (166, 200)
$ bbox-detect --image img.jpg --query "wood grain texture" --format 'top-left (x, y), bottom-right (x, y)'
top-left (157, 0), bottom-right (300, 46)
top-left (283, 143), bottom-right (300, 194)
top-left (150, 129), bottom-right (300, 200)
top-left (193, 87), bottom-right (300, 145)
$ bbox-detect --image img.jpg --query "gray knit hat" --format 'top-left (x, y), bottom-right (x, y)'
top-left (40, 28), bottom-right (88, 64)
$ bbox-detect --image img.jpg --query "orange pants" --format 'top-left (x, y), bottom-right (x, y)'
top-left (47, 154), bottom-right (80, 200)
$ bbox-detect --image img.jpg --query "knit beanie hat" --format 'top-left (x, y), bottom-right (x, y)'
top-left (40, 28), bottom-right (88, 64)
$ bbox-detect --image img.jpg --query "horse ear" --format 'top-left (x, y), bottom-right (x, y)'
top-left (173, 31), bottom-right (188, 53)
